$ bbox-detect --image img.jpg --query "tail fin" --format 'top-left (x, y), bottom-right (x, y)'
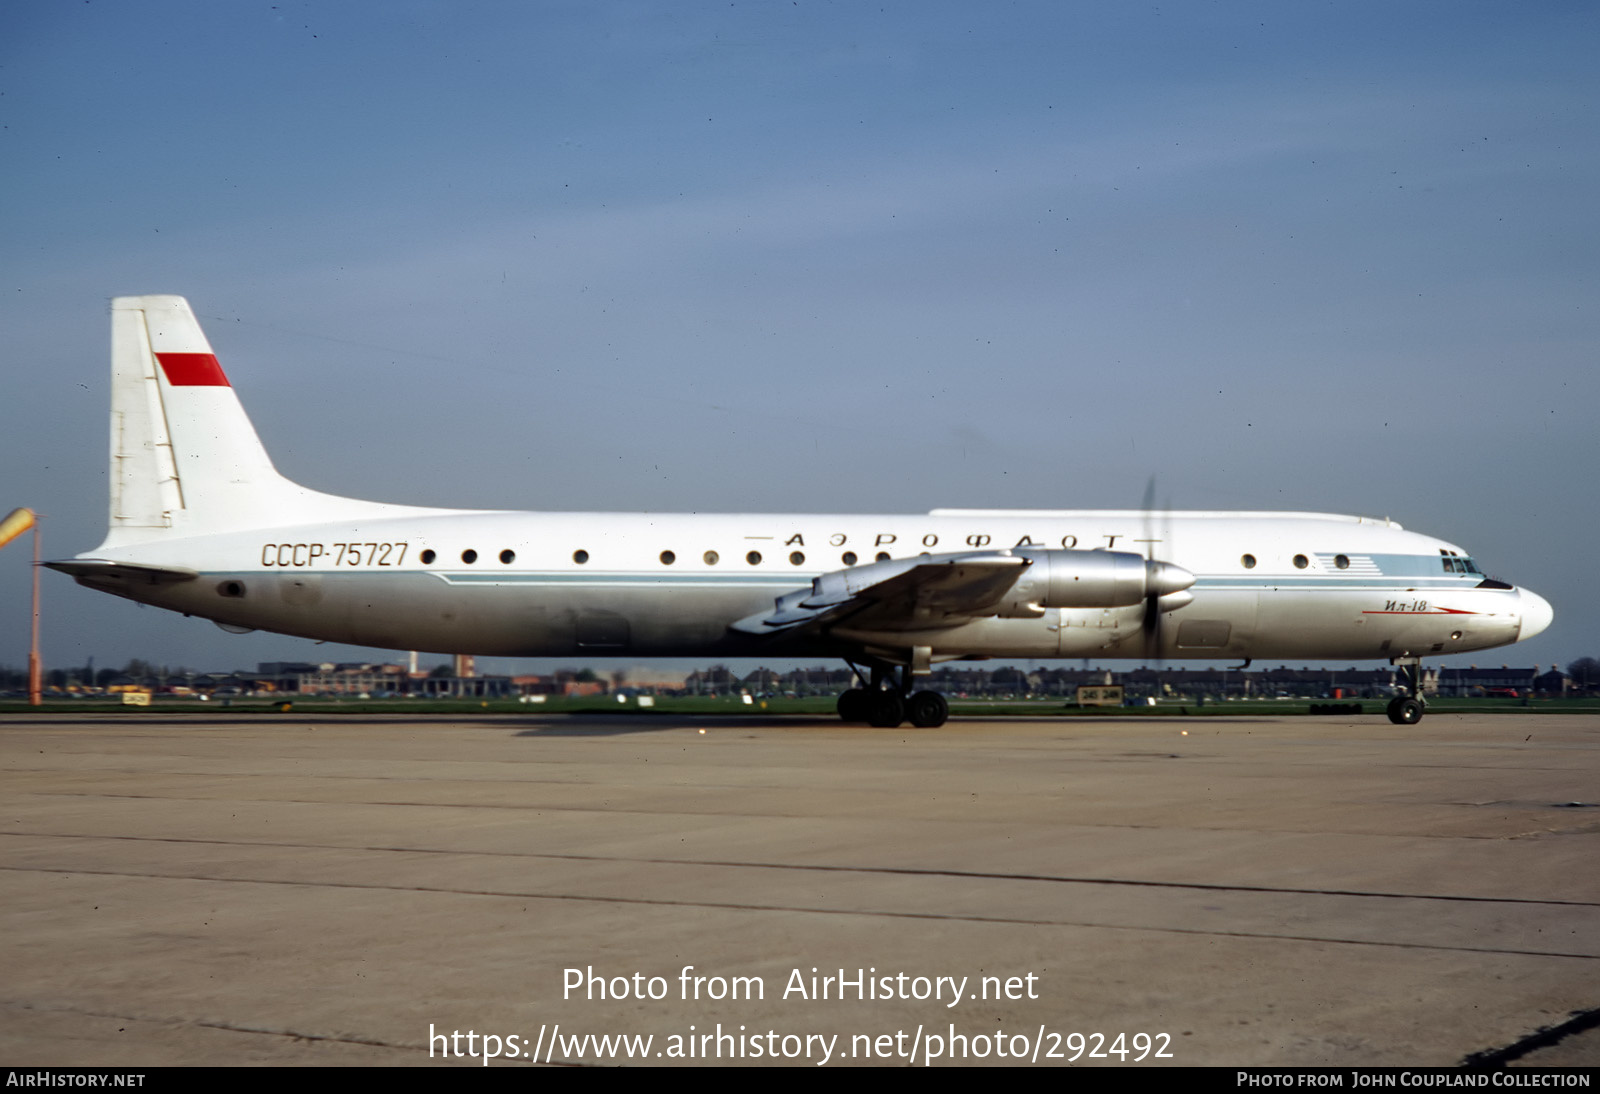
top-left (101, 295), bottom-right (431, 549)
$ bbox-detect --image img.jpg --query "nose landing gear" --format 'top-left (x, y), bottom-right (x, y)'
top-left (1385, 696), bottom-right (1425, 725)
top-left (1386, 658), bottom-right (1427, 725)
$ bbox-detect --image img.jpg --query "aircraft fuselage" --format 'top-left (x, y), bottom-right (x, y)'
top-left (73, 508), bottom-right (1539, 663)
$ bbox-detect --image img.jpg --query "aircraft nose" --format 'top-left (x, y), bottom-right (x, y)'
top-left (1518, 589), bottom-right (1554, 641)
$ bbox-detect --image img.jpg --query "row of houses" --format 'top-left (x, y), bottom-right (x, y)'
top-left (701, 664), bottom-right (1577, 700)
top-left (233, 661), bottom-right (1582, 700)
top-left (19, 661), bottom-right (1581, 701)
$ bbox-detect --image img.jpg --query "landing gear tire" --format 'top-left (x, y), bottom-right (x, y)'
top-left (866, 690), bottom-right (906, 728)
top-left (837, 688), bottom-right (871, 723)
top-left (1386, 697), bottom-right (1424, 725)
top-left (906, 691), bottom-right (949, 728)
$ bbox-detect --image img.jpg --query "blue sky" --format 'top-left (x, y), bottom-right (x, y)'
top-left (2, 1), bottom-right (1595, 678)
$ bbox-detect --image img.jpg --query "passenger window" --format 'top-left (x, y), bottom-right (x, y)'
top-left (789, 551), bottom-right (805, 566)
top-left (573, 550), bottom-right (589, 564)
top-left (1241, 554), bottom-right (1256, 569)
top-left (703, 550), bottom-right (719, 565)
top-left (420, 549), bottom-right (436, 565)
top-left (1293, 554), bottom-right (1308, 569)
top-left (499, 549), bottom-right (515, 564)
top-left (461, 549), bottom-right (478, 564)
top-left (842, 552), bottom-right (857, 566)
top-left (746, 551), bottom-right (762, 565)
top-left (1334, 554), bottom-right (1349, 570)
top-left (660, 550), bottom-right (676, 565)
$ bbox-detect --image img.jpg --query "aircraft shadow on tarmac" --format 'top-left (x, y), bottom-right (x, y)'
top-left (512, 713), bottom-right (845, 736)
top-left (508, 712), bottom-right (1295, 736)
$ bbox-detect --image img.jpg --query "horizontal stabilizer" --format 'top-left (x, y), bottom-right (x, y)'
top-left (46, 559), bottom-right (199, 586)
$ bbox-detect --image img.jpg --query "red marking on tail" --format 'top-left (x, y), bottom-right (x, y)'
top-left (156, 352), bottom-right (229, 387)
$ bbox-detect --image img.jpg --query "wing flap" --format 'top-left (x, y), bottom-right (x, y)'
top-left (732, 551), bottom-right (1029, 635)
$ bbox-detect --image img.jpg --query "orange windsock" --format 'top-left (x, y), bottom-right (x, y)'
top-left (0, 507), bottom-right (37, 550)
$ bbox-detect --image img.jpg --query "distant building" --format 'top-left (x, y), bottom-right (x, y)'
top-left (1534, 666), bottom-right (1572, 695)
top-left (685, 666), bottom-right (742, 694)
top-left (411, 674), bottom-right (512, 698)
top-left (1436, 665), bottom-right (1538, 697)
top-left (297, 662), bottom-right (411, 696)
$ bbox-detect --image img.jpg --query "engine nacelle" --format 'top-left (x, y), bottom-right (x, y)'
top-left (999, 549), bottom-right (1195, 615)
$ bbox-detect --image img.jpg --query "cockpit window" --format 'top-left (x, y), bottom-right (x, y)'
top-left (1441, 550), bottom-right (1481, 575)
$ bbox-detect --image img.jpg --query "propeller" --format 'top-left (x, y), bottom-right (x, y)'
top-left (1139, 476), bottom-right (1168, 673)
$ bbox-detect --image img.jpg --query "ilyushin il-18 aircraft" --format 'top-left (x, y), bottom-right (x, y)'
top-left (50, 296), bottom-right (1553, 728)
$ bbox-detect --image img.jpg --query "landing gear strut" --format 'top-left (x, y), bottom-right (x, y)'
top-left (1386, 658), bottom-right (1426, 725)
top-left (836, 660), bottom-right (948, 728)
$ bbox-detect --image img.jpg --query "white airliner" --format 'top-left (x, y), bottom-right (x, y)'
top-left (50, 295), bottom-right (1553, 727)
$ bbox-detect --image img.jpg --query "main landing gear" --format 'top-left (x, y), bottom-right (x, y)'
top-left (1386, 658), bottom-right (1426, 725)
top-left (837, 662), bottom-right (948, 728)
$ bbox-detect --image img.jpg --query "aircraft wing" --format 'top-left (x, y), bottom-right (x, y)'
top-left (732, 552), bottom-right (1030, 635)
